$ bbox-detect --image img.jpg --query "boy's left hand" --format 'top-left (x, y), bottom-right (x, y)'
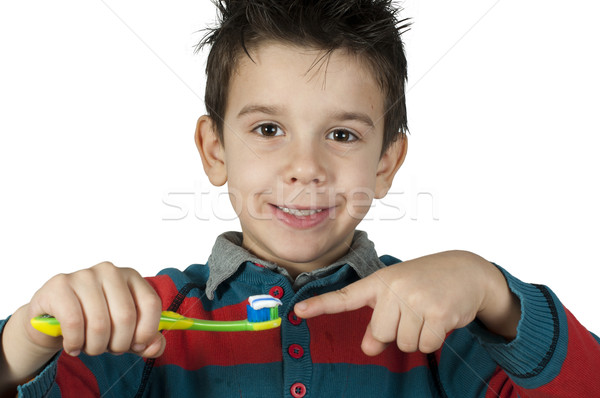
top-left (294, 250), bottom-right (521, 356)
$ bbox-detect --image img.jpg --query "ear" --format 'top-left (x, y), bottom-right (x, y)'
top-left (374, 133), bottom-right (407, 199)
top-left (194, 115), bottom-right (227, 186)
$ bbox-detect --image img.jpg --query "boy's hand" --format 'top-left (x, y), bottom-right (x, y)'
top-left (294, 250), bottom-right (521, 356)
top-left (23, 261), bottom-right (165, 358)
top-left (1, 262), bottom-right (164, 395)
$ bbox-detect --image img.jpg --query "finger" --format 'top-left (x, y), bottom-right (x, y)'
top-left (418, 321), bottom-right (447, 354)
top-left (139, 333), bottom-right (166, 358)
top-left (396, 307), bottom-right (423, 353)
top-left (361, 323), bottom-right (389, 356)
top-left (72, 271), bottom-right (111, 356)
top-left (102, 270), bottom-right (137, 354)
top-left (369, 296), bottom-right (401, 345)
top-left (30, 278), bottom-right (85, 356)
top-left (128, 274), bottom-right (163, 353)
top-left (294, 277), bottom-right (375, 318)
top-left (53, 292), bottom-right (85, 356)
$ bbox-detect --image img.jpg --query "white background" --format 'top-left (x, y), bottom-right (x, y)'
top-left (1, 1), bottom-right (599, 334)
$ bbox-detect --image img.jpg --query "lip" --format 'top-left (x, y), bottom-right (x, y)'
top-left (270, 204), bottom-right (332, 229)
top-left (273, 204), bottom-right (329, 211)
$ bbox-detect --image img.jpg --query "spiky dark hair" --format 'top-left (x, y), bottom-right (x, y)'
top-left (197, 0), bottom-right (410, 155)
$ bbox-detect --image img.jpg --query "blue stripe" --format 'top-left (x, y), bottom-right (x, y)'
top-left (591, 331), bottom-right (600, 345)
top-left (158, 263), bottom-right (290, 312)
top-left (78, 353), bottom-right (146, 397)
top-left (143, 362), bottom-right (439, 397)
top-left (438, 328), bottom-right (498, 397)
top-left (312, 363), bottom-right (439, 396)
top-left (145, 363), bottom-right (283, 398)
top-left (76, 354), bottom-right (444, 397)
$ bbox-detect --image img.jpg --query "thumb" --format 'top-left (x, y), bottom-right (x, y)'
top-left (138, 332), bottom-right (166, 358)
top-left (361, 323), bottom-right (389, 357)
top-left (294, 277), bottom-right (374, 319)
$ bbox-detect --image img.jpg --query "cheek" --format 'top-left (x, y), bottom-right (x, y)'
top-left (344, 182), bottom-right (376, 221)
top-left (343, 154), bottom-right (379, 190)
top-left (338, 164), bottom-right (378, 220)
top-left (225, 157), bottom-right (273, 215)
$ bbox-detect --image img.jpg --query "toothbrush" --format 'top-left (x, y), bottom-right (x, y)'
top-left (31, 294), bottom-right (282, 337)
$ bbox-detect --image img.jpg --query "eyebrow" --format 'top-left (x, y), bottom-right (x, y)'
top-left (237, 104), bottom-right (283, 118)
top-left (330, 110), bottom-right (375, 128)
top-left (237, 104), bottom-right (375, 128)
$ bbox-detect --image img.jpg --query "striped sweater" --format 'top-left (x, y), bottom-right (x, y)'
top-left (5, 231), bottom-right (600, 397)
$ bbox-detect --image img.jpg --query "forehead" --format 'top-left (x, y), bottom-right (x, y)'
top-left (226, 41), bottom-right (385, 122)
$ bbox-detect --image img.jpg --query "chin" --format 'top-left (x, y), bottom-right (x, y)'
top-left (273, 244), bottom-right (324, 264)
top-left (268, 236), bottom-right (342, 267)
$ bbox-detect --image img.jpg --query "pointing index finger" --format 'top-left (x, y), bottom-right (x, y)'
top-left (294, 276), bottom-right (375, 319)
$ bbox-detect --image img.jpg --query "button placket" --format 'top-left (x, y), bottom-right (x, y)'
top-left (282, 296), bottom-right (312, 398)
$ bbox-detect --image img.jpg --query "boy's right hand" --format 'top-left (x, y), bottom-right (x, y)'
top-left (1, 262), bottom-right (164, 395)
top-left (23, 261), bottom-right (165, 358)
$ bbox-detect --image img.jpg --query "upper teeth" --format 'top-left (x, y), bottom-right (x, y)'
top-left (277, 206), bottom-right (323, 216)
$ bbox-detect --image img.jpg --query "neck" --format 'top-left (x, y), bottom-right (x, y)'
top-left (241, 234), bottom-right (354, 279)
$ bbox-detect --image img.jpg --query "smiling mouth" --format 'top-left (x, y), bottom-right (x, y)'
top-left (275, 206), bottom-right (324, 217)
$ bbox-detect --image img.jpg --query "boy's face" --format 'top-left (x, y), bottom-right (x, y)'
top-left (196, 42), bottom-right (406, 276)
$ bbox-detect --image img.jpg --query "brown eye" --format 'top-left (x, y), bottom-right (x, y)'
top-left (258, 124), bottom-right (282, 137)
top-left (328, 129), bottom-right (358, 142)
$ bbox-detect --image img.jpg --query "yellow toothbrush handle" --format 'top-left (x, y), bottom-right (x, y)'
top-left (158, 311), bottom-right (194, 330)
top-left (31, 310), bottom-right (280, 337)
top-left (30, 315), bottom-right (62, 337)
top-left (31, 311), bottom-right (195, 337)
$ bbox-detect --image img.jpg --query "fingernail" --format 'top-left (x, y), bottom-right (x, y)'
top-left (132, 344), bottom-right (146, 352)
top-left (296, 302), bottom-right (308, 311)
top-left (67, 350), bottom-right (80, 357)
top-left (141, 336), bottom-right (164, 358)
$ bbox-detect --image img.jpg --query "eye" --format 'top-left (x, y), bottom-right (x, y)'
top-left (253, 123), bottom-right (284, 137)
top-left (326, 129), bottom-right (359, 142)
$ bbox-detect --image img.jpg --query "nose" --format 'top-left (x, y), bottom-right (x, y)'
top-left (283, 141), bottom-right (327, 186)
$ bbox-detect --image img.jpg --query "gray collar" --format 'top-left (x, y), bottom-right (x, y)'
top-left (205, 230), bottom-right (385, 299)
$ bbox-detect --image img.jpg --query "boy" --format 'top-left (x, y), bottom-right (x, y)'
top-left (1, 0), bottom-right (599, 397)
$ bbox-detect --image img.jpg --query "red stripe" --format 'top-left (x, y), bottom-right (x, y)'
top-left (146, 275), bottom-right (427, 372)
top-left (517, 307), bottom-right (600, 397)
top-left (307, 307), bottom-right (428, 373)
top-left (153, 298), bottom-right (282, 370)
top-left (484, 367), bottom-right (515, 398)
top-left (146, 275), bottom-right (282, 370)
top-left (55, 354), bottom-right (100, 396)
top-left (145, 275), bottom-right (179, 310)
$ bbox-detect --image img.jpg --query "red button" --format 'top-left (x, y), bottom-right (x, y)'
top-left (290, 382), bottom-right (306, 398)
top-left (287, 311), bottom-right (302, 325)
top-left (269, 286), bottom-right (284, 299)
top-left (288, 344), bottom-right (304, 359)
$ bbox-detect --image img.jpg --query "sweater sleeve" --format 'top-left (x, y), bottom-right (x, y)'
top-left (464, 264), bottom-right (600, 397)
top-left (1, 317), bottom-right (153, 398)
top-left (0, 271), bottom-right (197, 397)
top-left (0, 317), bottom-right (62, 398)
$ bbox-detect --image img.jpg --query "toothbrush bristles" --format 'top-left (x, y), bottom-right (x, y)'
top-left (246, 305), bottom-right (279, 322)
